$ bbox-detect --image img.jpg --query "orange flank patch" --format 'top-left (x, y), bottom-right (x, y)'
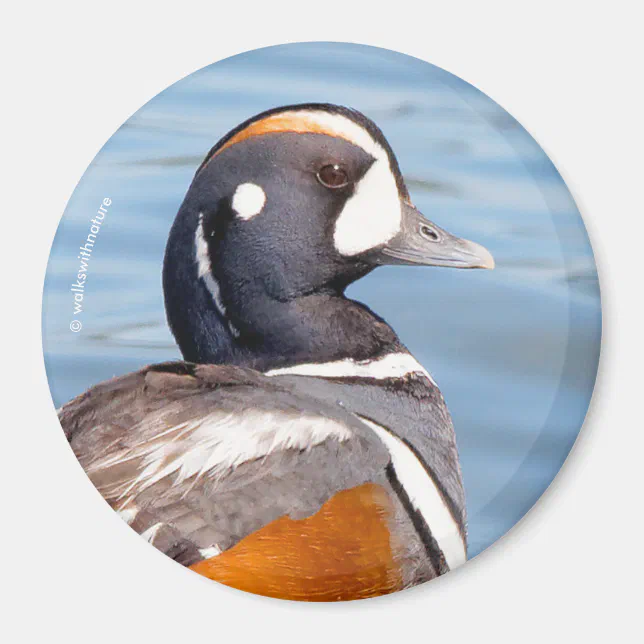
top-left (213, 112), bottom-right (359, 159)
top-left (189, 483), bottom-right (402, 601)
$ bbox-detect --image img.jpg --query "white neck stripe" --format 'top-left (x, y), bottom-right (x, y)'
top-left (194, 214), bottom-right (240, 338)
top-left (358, 416), bottom-right (466, 571)
top-left (265, 352), bottom-right (436, 385)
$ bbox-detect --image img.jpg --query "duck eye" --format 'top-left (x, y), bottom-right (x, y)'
top-left (317, 164), bottom-right (349, 189)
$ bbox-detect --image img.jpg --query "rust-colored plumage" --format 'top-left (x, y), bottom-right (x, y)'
top-left (189, 483), bottom-right (402, 601)
top-left (210, 112), bottom-right (361, 160)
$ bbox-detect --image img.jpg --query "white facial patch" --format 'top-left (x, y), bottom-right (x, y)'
top-left (231, 183), bottom-right (266, 220)
top-left (333, 159), bottom-right (402, 256)
top-left (358, 416), bottom-right (467, 572)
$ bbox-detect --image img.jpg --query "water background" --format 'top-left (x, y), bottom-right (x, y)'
top-left (42, 43), bottom-right (601, 559)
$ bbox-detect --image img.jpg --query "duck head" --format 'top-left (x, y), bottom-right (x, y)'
top-left (163, 104), bottom-right (493, 368)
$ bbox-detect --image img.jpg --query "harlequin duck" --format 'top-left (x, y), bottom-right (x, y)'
top-left (59, 103), bottom-right (494, 601)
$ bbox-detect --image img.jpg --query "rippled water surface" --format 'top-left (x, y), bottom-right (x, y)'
top-left (43, 43), bottom-right (601, 558)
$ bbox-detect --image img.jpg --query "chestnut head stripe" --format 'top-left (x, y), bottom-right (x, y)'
top-left (207, 110), bottom-right (387, 164)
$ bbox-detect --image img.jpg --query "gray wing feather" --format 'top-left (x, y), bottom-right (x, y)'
top-left (59, 363), bottom-right (391, 566)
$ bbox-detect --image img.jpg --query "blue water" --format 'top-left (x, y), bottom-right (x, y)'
top-left (42, 43), bottom-right (601, 559)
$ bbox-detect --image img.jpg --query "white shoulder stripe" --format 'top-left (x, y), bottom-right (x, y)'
top-left (358, 416), bottom-right (466, 571)
top-left (265, 352), bottom-right (436, 385)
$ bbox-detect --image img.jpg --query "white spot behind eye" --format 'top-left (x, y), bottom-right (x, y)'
top-left (232, 183), bottom-right (266, 220)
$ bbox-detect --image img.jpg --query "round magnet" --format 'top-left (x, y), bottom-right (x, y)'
top-left (43, 42), bottom-right (601, 601)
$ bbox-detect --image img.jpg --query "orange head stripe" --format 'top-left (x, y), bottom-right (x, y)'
top-left (213, 113), bottom-right (358, 158)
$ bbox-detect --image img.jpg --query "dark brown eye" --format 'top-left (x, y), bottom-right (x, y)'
top-left (317, 164), bottom-right (349, 189)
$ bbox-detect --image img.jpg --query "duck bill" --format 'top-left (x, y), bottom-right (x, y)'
top-left (372, 202), bottom-right (495, 269)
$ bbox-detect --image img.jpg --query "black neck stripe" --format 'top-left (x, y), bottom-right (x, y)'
top-left (385, 462), bottom-right (448, 575)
